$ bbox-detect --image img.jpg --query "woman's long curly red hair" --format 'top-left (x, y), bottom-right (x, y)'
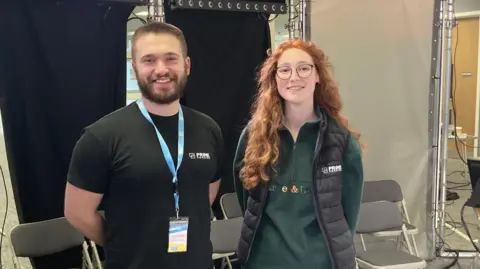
top-left (239, 39), bottom-right (363, 190)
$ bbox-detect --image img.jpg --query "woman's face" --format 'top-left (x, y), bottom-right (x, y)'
top-left (275, 48), bottom-right (319, 105)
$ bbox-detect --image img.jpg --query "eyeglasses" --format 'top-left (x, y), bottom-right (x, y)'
top-left (276, 64), bottom-right (314, 80)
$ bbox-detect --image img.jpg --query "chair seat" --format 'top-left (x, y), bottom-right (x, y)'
top-left (357, 248), bottom-right (426, 269)
top-left (213, 252), bottom-right (235, 259)
top-left (370, 222), bottom-right (418, 237)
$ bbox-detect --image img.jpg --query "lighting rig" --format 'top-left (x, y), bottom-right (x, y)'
top-left (105, 0), bottom-right (306, 40)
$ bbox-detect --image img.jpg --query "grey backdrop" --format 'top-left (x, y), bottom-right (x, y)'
top-left (455, 0), bottom-right (480, 13)
top-left (308, 0), bottom-right (437, 258)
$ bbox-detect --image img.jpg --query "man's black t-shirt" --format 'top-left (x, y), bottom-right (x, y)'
top-left (67, 102), bottom-right (224, 269)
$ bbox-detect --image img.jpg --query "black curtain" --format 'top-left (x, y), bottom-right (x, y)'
top-left (0, 1), bottom-right (133, 268)
top-left (165, 5), bottom-right (271, 217)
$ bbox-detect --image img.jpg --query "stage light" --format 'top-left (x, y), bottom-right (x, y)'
top-left (169, 0), bottom-right (287, 14)
top-left (98, 0), bottom-right (149, 4)
top-left (99, 0), bottom-right (286, 15)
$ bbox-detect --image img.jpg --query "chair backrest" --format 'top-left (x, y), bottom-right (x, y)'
top-left (356, 201), bottom-right (403, 234)
top-left (10, 217), bottom-right (85, 257)
top-left (362, 179), bottom-right (403, 203)
top-left (210, 217), bottom-right (243, 253)
top-left (220, 193), bottom-right (243, 219)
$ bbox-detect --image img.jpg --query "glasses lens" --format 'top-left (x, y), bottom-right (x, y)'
top-left (298, 64), bottom-right (313, 78)
top-left (276, 67), bottom-right (291, 80)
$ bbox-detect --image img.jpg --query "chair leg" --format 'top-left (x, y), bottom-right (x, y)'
top-left (82, 241), bottom-right (94, 269)
top-left (89, 240), bottom-right (103, 269)
top-left (396, 236), bottom-right (402, 250)
top-left (226, 257), bottom-right (233, 269)
top-left (360, 235), bottom-right (367, 251)
top-left (410, 234), bottom-right (419, 256)
top-left (11, 255), bottom-right (19, 269)
top-left (401, 225), bottom-right (414, 255)
top-left (400, 202), bottom-right (420, 256)
top-left (220, 258), bottom-right (225, 269)
top-left (470, 253), bottom-right (479, 269)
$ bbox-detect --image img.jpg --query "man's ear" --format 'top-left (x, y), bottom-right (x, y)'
top-left (185, 56), bottom-right (191, 75)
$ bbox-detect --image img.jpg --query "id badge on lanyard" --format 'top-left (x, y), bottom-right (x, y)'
top-left (137, 98), bottom-right (189, 253)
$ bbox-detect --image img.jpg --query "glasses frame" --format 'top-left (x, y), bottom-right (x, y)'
top-left (275, 64), bottom-right (315, 80)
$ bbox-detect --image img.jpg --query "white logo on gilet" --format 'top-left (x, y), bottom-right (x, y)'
top-left (322, 165), bottom-right (342, 174)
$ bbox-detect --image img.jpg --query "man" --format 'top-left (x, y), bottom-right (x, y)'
top-left (64, 22), bottom-right (223, 269)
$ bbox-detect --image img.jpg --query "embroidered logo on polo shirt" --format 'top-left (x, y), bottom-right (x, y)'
top-left (188, 152), bottom-right (211, 160)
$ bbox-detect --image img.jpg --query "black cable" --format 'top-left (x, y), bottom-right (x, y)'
top-left (450, 21), bottom-right (468, 166)
top-left (268, 14), bottom-right (279, 22)
top-left (435, 221), bottom-right (459, 269)
top-left (441, 250), bottom-right (459, 269)
top-left (445, 212), bottom-right (457, 236)
top-left (460, 201), bottom-right (480, 253)
top-left (434, 208), bottom-right (459, 268)
top-left (128, 12), bottom-right (147, 24)
top-left (448, 183), bottom-right (470, 190)
top-left (450, 21), bottom-right (480, 165)
top-left (0, 165), bottom-right (7, 268)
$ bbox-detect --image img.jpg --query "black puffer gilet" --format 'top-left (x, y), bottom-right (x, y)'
top-left (237, 116), bottom-right (356, 269)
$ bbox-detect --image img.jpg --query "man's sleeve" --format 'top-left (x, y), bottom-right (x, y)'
top-left (67, 129), bottom-right (111, 194)
top-left (341, 135), bottom-right (364, 235)
top-left (211, 123), bottom-right (225, 183)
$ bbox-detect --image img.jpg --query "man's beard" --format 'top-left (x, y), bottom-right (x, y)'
top-left (136, 70), bottom-right (188, 105)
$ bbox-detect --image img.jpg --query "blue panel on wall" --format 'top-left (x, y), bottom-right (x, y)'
top-left (126, 60), bottom-right (139, 91)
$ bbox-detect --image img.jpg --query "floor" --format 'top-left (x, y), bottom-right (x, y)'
top-left (0, 138), bottom-right (479, 268)
top-left (444, 156), bottom-right (480, 252)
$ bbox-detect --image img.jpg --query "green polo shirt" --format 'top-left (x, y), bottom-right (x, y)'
top-left (233, 119), bottom-right (363, 269)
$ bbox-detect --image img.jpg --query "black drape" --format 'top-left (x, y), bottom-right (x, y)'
top-left (0, 1), bottom-right (133, 268)
top-left (165, 6), bottom-right (271, 217)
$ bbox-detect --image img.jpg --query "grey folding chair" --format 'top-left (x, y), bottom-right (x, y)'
top-left (9, 216), bottom-right (94, 269)
top-left (356, 201), bottom-right (426, 269)
top-left (211, 217), bottom-right (243, 269)
top-left (361, 179), bottom-right (419, 256)
top-left (88, 240), bottom-right (103, 269)
top-left (220, 193), bottom-right (243, 219)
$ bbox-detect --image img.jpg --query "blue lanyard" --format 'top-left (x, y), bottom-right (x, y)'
top-left (137, 98), bottom-right (184, 218)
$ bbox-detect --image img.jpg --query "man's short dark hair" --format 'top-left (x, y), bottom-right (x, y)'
top-left (131, 22), bottom-right (188, 60)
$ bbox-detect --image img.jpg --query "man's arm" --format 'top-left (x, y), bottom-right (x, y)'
top-left (65, 184), bottom-right (105, 245)
top-left (210, 120), bottom-right (225, 206)
top-left (209, 179), bottom-right (221, 206)
top-left (64, 130), bottom-right (110, 246)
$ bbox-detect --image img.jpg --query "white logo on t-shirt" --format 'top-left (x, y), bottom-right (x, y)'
top-left (188, 153), bottom-right (210, 160)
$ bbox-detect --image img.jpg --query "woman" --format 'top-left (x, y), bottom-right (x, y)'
top-left (233, 39), bottom-right (364, 269)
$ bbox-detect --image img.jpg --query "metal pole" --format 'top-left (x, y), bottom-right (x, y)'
top-left (434, 0), bottom-right (445, 232)
top-left (438, 0), bottom-right (455, 250)
top-left (299, 0), bottom-right (306, 39)
top-left (288, 0), bottom-right (297, 39)
top-left (148, 0), bottom-right (165, 22)
top-left (430, 0), bottom-right (445, 255)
